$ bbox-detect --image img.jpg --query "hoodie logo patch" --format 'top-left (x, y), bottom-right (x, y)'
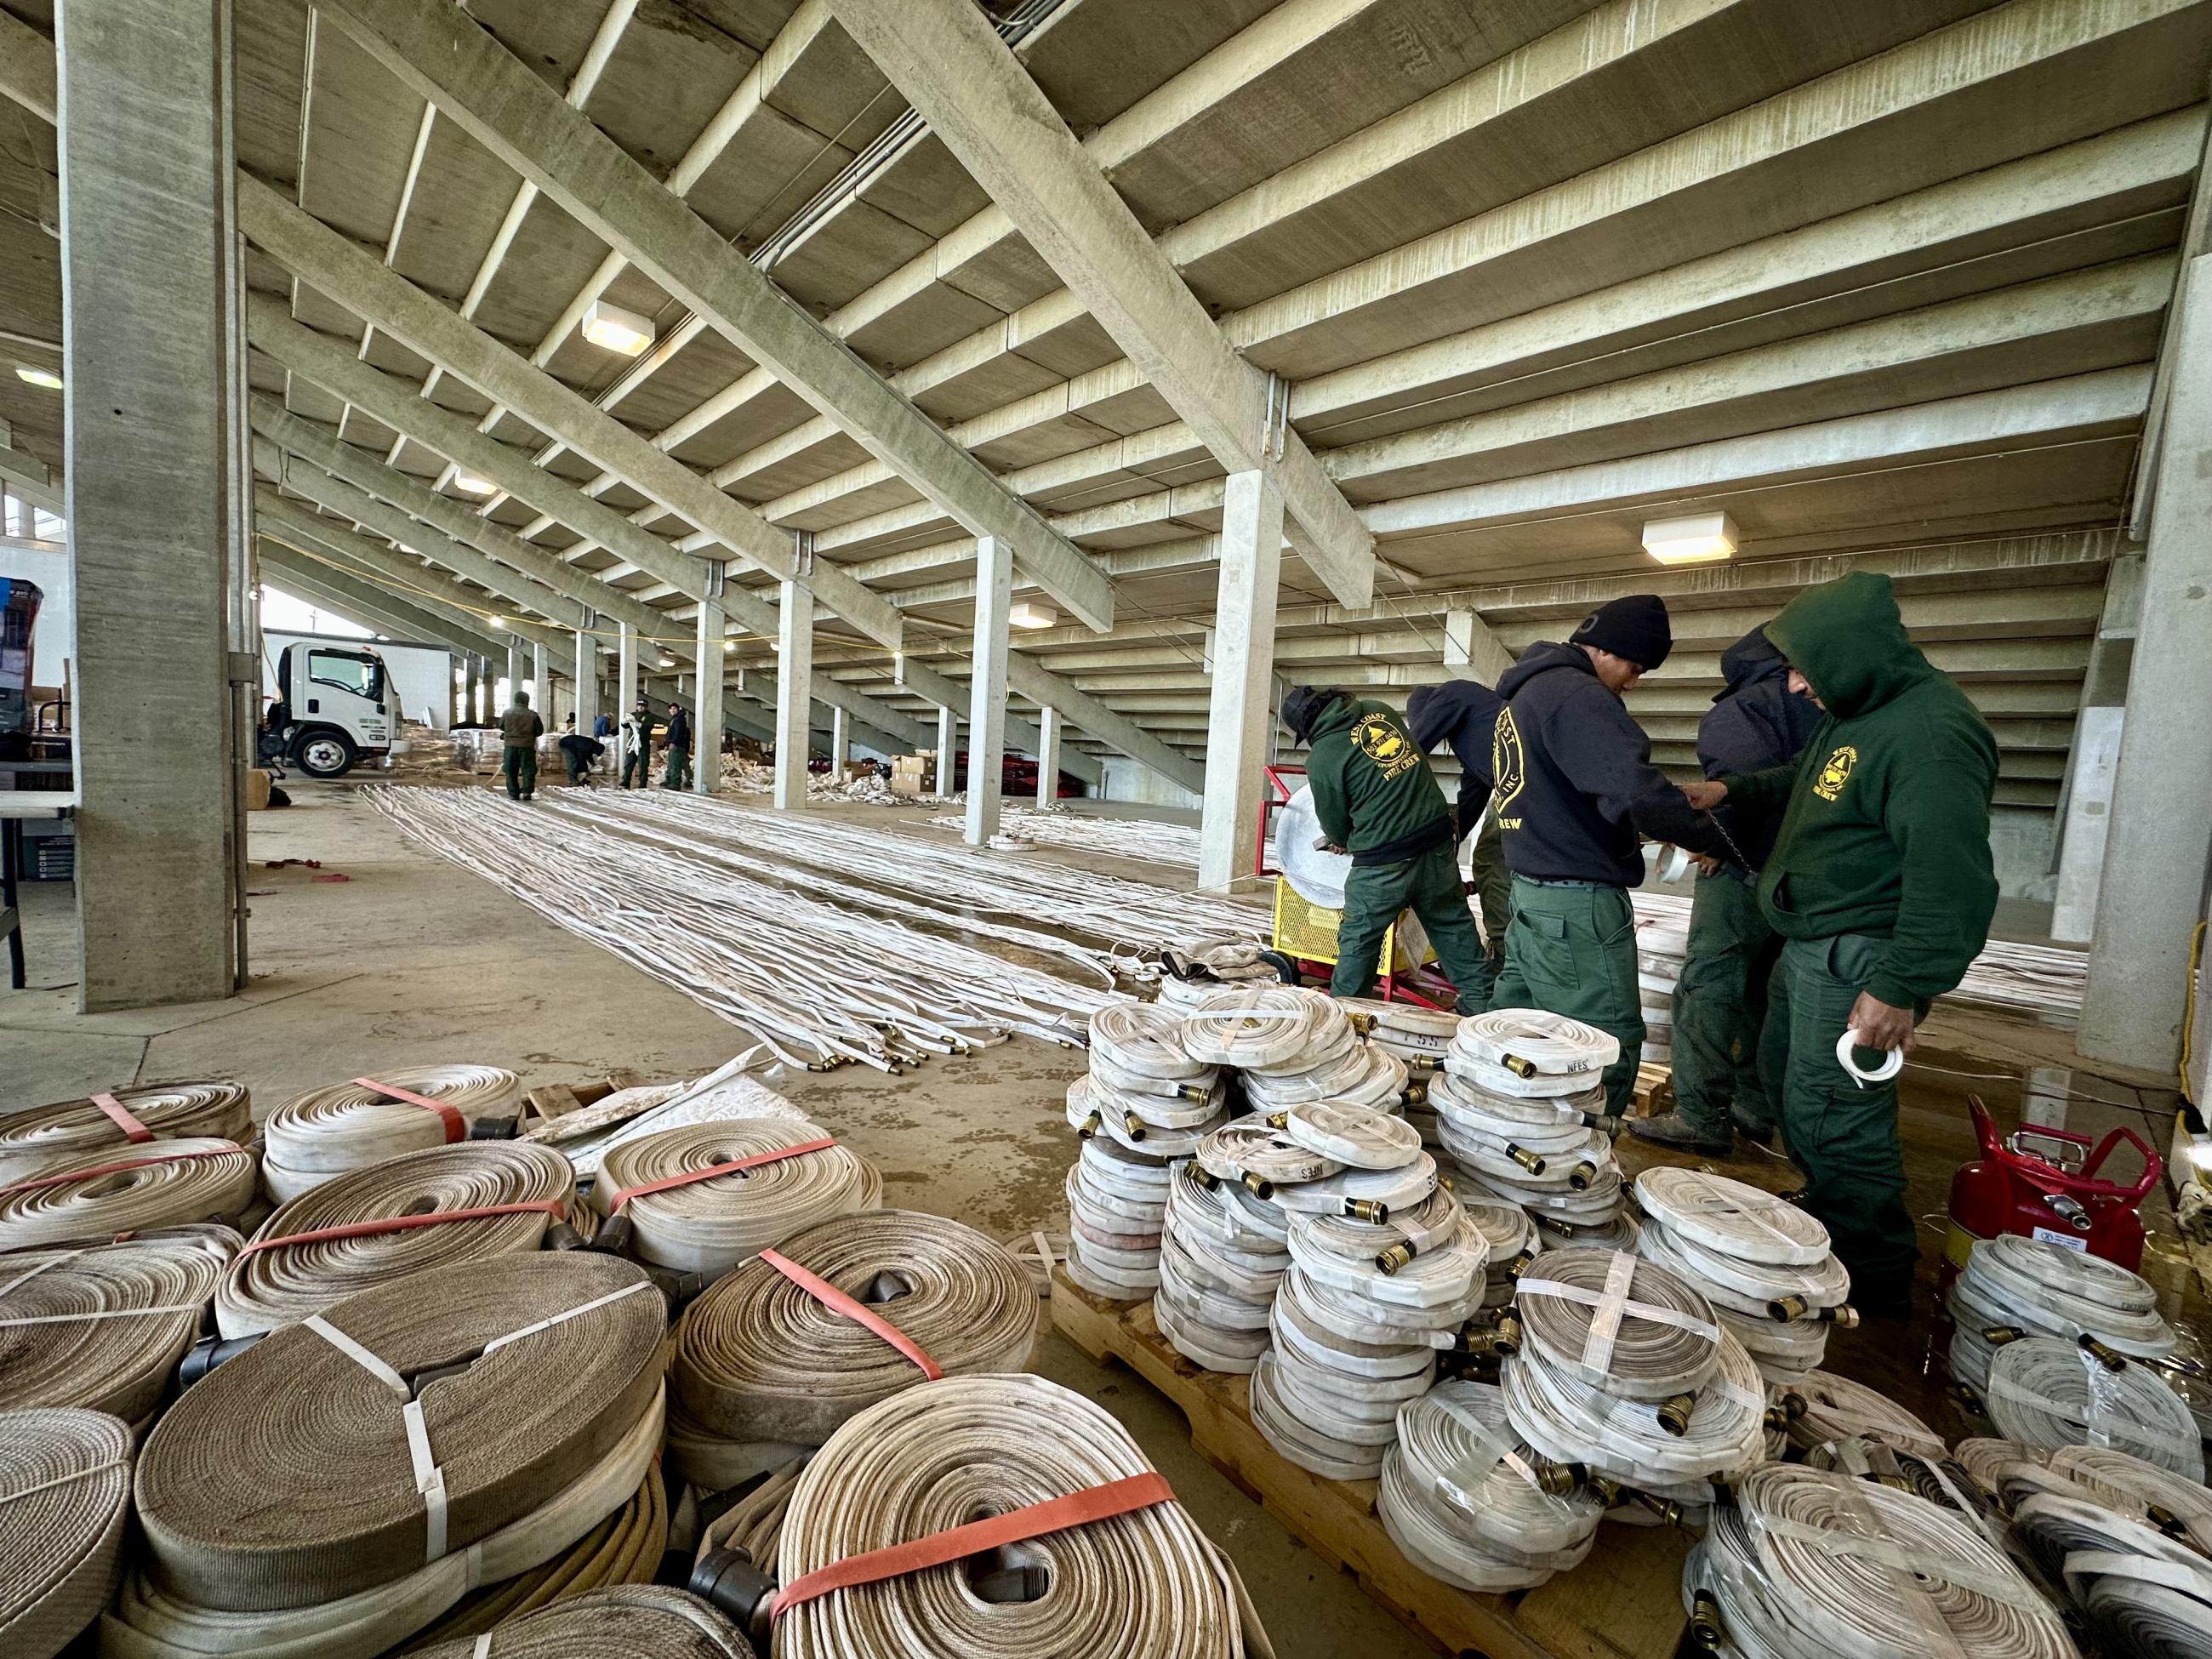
top-left (1353, 714), bottom-right (1420, 780)
top-left (1812, 744), bottom-right (1857, 801)
top-left (1491, 709), bottom-right (1525, 828)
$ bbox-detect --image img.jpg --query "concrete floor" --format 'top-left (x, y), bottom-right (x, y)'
top-left (5, 774), bottom-right (2199, 1656)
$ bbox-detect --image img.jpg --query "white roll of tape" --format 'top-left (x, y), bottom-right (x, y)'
top-left (1833, 1029), bottom-right (1903, 1088)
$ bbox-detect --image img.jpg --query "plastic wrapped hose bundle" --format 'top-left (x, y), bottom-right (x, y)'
top-left (1457, 1196), bottom-right (1538, 1311)
top-left (1982, 1337), bottom-right (2203, 1480)
top-left (2007, 1495), bottom-right (2212, 1659)
top-left (1063, 1133), bottom-right (1173, 1299)
top-left (670, 1209), bottom-right (1039, 1491)
top-left (1378, 1379), bottom-right (1604, 1593)
top-left (1502, 1249), bottom-right (1765, 1513)
top-left (1151, 1163), bottom-right (1289, 1374)
top-left (1431, 1064), bottom-right (1631, 1251)
top-left (1958, 1438), bottom-right (2212, 1555)
top-left (1784, 1371), bottom-right (1947, 1465)
top-left (1448, 1010), bottom-right (1619, 1098)
top-left (0, 1139), bottom-right (259, 1251)
top-left (0, 1083), bottom-right (252, 1185)
top-left (1633, 1169), bottom-right (1851, 1387)
top-left (260, 1065), bottom-right (523, 1202)
top-left (1948, 1234), bottom-right (2175, 1393)
top-left (1685, 1464), bottom-right (2076, 1659)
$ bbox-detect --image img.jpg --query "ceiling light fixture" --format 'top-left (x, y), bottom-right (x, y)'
top-left (658, 656), bottom-right (676, 669)
top-left (453, 473), bottom-right (499, 497)
top-left (1008, 599), bottom-right (1058, 630)
top-left (14, 365), bottom-right (61, 390)
top-left (1640, 510), bottom-right (1738, 567)
top-left (582, 299), bottom-right (655, 357)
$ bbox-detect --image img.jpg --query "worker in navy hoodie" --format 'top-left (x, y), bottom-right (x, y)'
top-left (1489, 595), bottom-right (1729, 1115)
top-left (1406, 679), bottom-right (1510, 1008)
top-left (1632, 624), bottom-right (1821, 1154)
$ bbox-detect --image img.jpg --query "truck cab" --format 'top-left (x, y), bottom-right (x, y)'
top-left (264, 642), bottom-right (392, 778)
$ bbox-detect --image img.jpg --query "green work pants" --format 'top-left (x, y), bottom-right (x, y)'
top-left (1669, 870), bottom-right (1782, 1137)
top-left (1769, 933), bottom-right (1922, 1303)
top-left (500, 744), bottom-right (536, 800)
top-left (622, 745), bottom-right (651, 789)
top-left (1491, 877), bottom-right (1642, 1115)
top-left (663, 742), bottom-right (693, 790)
top-left (1329, 841), bottom-right (1493, 1012)
top-left (1467, 813), bottom-right (1513, 1009)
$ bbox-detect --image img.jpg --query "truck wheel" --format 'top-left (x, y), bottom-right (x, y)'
top-left (294, 732), bottom-right (357, 778)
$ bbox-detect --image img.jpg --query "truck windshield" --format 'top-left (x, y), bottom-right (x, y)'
top-left (308, 649), bottom-right (384, 703)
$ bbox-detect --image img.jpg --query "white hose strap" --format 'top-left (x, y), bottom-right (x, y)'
top-left (1836, 1030), bottom-right (1904, 1087)
top-left (0, 1456), bottom-right (132, 1507)
top-left (1429, 1394), bottom-right (1565, 1511)
top-left (304, 1314), bottom-right (450, 1563)
top-left (1983, 1375), bottom-right (2202, 1458)
top-left (302, 1314), bottom-right (408, 1397)
top-left (0, 1302), bottom-right (203, 1327)
top-left (2063, 1549), bottom-right (2212, 1597)
top-left (1518, 1257), bottom-right (1719, 1375)
top-left (473, 1637), bottom-right (492, 1659)
top-left (482, 1280), bottom-right (654, 1355)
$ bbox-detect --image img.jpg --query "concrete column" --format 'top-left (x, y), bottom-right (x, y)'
top-left (1035, 704), bottom-right (1061, 807)
top-left (1199, 470), bottom-right (1286, 893)
top-left (573, 623), bottom-right (599, 745)
top-left (64, 0), bottom-right (242, 1011)
top-left (774, 577), bottom-right (812, 811)
top-left (505, 639), bottom-right (522, 707)
top-left (532, 638), bottom-right (549, 719)
top-left (617, 618), bottom-right (638, 726)
top-left (936, 704), bottom-right (957, 796)
top-left (830, 705), bottom-right (849, 775)
top-left (2082, 253), bottom-right (2212, 1069)
top-left (693, 579), bottom-right (724, 795)
top-left (965, 534), bottom-right (1011, 846)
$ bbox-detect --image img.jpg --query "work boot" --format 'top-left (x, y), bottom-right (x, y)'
top-left (1628, 1112), bottom-right (1734, 1156)
top-left (1730, 1109), bottom-right (1776, 1148)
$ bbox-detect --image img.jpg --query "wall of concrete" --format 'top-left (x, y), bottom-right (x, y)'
top-left (1100, 755), bottom-right (1203, 812)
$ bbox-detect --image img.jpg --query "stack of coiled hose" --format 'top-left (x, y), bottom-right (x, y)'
top-left (0, 1082), bottom-right (251, 1184)
top-left (0, 1406), bottom-right (134, 1659)
top-left (1459, 1195), bottom-right (1539, 1311)
top-left (261, 1066), bottom-right (522, 1202)
top-left (0, 1138), bottom-right (259, 1251)
top-left (2006, 1494), bottom-right (2212, 1658)
top-left (216, 1140), bottom-right (577, 1337)
top-left (1958, 1438), bottom-right (2212, 1555)
top-left (1151, 1154), bottom-right (1288, 1374)
top-left (1634, 1168), bottom-right (1850, 1387)
top-left (0, 1226), bottom-right (237, 1427)
top-left (407, 1584), bottom-right (755, 1657)
top-left (1982, 1336), bottom-right (2203, 1480)
top-left (1063, 1129), bottom-right (1173, 1299)
top-left (670, 1209), bottom-right (1037, 1491)
top-left (1947, 1234), bottom-right (2176, 1394)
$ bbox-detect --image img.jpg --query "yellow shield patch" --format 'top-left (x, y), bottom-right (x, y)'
top-left (1812, 744), bottom-right (1858, 801)
top-left (1491, 708), bottom-right (1525, 826)
top-left (1353, 714), bottom-right (1419, 779)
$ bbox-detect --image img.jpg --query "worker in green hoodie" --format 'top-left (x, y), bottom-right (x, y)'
top-left (1285, 686), bottom-right (1494, 1011)
top-left (1683, 572), bottom-right (1998, 1314)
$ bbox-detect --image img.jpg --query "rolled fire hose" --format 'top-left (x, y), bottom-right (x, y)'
top-left (773, 1372), bottom-right (1258, 1658)
top-left (1154, 1175), bottom-right (1288, 1373)
top-left (1241, 1043), bottom-right (1406, 1111)
top-left (0, 1406), bottom-right (133, 1659)
top-left (2009, 1494), bottom-right (2212, 1659)
top-left (1460, 1196), bottom-right (1540, 1309)
top-left (1958, 1438), bottom-right (2212, 1555)
top-left (0, 1225), bottom-right (238, 1425)
top-left (673, 1210), bottom-right (1038, 1449)
top-left (1180, 988), bottom-right (1351, 1072)
top-left (262, 1067), bottom-right (522, 1202)
top-left (1785, 1370), bottom-right (1947, 1464)
top-left (1280, 1101), bottom-right (1423, 1171)
top-left (0, 1138), bottom-right (258, 1251)
top-left (1635, 1168), bottom-right (1832, 1268)
top-left (132, 1253), bottom-right (668, 1613)
top-left (1984, 1337), bottom-right (2204, 1480)
top-left (1959, 1234), bottom-right (2176, 1355)
top-left (406, 1584), bottom-right (756, 1659)
top-left (1514, 1248), bottom-right (1722, 1400)
top-left (1063, 1136), bottom-right (1172, 1299)
top-left (1378, 1380), bottom-right (1604, 1593)
top-left (1194, 1115), bottom-right (1339, 1193)
top-left (693, 1457), bottom-right (808, 1584)
top-left (1456, 1010), bottom-right (1619, 1079)
top-left (1287, 1199), bottom-right (1483, 1310)
top-left (401, 1475), bottom-right (668, 1650)
top-left (214, 1141), bottom-right (578, 1338)
top-left (1689, 1465), bottom-right (2076, 1659)
top-left (0, 1083), bottom-right (251, 1185)
top-left (1065, 1079), bottom-right (1225, 1160)
top-left (593, 1120), bottom-right (882, 1276)
top-left (1089, 1001), bottom-right (1209, 1083)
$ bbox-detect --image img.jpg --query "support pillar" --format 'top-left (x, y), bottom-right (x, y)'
top-left (830, 705), bottom-right (849, 775)
top-left (693, 573), bottom-right (724, 795)
top-left (2082, 252), bottom-right (2212, 1069)
top-left (1035, 705), bottom-right (1061, 807)
top-left (505, 638), bottom-right (522, 706)
top-left (965, 534), bottom-right (1011, 846)
top-left (1199, 470), bottom-right (1286, 893)
top-left (65, 0), bottom-right (243, 1010)
top-left (936, 704), bottom-right (957, 796)
top-left (573, 621), bottom-right (599, 746)
top-left (617, 618), bottom-right (638, 725)
top-left (532, 638), bottom-right (549, 721)
top-left (774, 576), bottom-right (812, 811)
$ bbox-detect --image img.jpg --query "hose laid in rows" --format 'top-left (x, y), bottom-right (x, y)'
top-left (400, 1474), bottom-right (668, 1650)
top-left (2007, 1493), bottom-right (2212, 1658)
top-left (1378, 1380), bottom-right (1604, 1593)
top-left (0, 1083), bottom-right (251, 1185)
top-left (0, 1139), bottom-right (259, 1251)
top-left (1688, 1464), bottom-right (2076, 1659)
top-left (216, 1141), bottom-right (578, 1337)
top-left (1983, 1337), bottom-right (2204, 1480)
top-left (261, 1067), bottom-right (522, 1203)
top-left (1958, 1438), bottom-right (2212, 1555)
top-left (672, 1210), bottom-right (1037, 1458)
top-left (407, 1584), bottom-right (756, 1659)
top-left (0, 1406), bottom-right (133, 1659)
top-left (131, 1253), bottom-right (668, 1616)
top-left (592, 1120), bottom-right (882, 1277)
top-left (773, 1373), bottom-right (1260, 1658)
top-left (0, 1226), bottom-right (237, 1426)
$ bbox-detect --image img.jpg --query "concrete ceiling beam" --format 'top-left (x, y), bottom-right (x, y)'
top-left (307, 0), bottom-right (1113, 638)
top-left (256, 542), bottom-right (510, 663)
top-left (0, 10), bottom-right (54, 124)
top-left (887, 653), bottom-right (1103, 785)
top-left (824, 0), bottom-right (1379, 616)
top-left (1002, 651), bottom-right (1206, 798)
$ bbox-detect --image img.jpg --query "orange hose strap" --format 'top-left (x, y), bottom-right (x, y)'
top-left (606, 1136), bottom-right (836, 1211)
top-left (353, 1076), bottom-right (466, 1143)
top-left (237, 1199), bottom-right (567, 1257)
top-left (88, 1092), bottom-right (157, 1143)
top-left (759, 1247), bottom-right (944, 1381)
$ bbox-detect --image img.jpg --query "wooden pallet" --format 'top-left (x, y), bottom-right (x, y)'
top-left (1052, 1271), bottom-right (1688, 1659)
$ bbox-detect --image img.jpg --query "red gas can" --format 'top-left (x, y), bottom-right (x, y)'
top-left (1942, 1094), bottom-right (2160, 1291)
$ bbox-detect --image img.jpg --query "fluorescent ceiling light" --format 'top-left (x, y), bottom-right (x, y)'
top-left (14, 365), bottom-right (61, 390)
top-left (489, 615), bottom-right (505, 630)
top-left (453, 473), bottom-right (498, 497)
top-left (658, 656), bottom-right (676, 668)
top-left (582, 299), bottom-right (654, 357)
top-left (1640, 510), bottom-right (1737, 567)
top-left (723, 640), bottom-right (736, 653)
top-left (1008, 599), bottom-right (1058, 630)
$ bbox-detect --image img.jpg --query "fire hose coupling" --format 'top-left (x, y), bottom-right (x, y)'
top-left (1689, 1591), bottom-right (1726, 1651)
top-left (1174, 1082), bottom-right (1211, 1102)
top-left (1527, 1455), bottom-right (1579, 1496)
top-left (1497, 1052), bottom-right (1539, 1079)
top-left (687, 1544), bottom-right (775, 1646)
top-left (1341, 1197), bottom-right (1390, 1225)
top-left (2147, 1503), bottom-right (2188, 1538)
top-left (1240, 1171), bottom-right (1274, 1200)
top-left (1982, 1323), bottom-right (2028, 1347)
top-left (1506, 1142), bottom-right (1547, 1175)
top-left (1263, 1111), bottom-right (1291, 1131)
top-left (1184, 1163), bottom-right (1221, 1190)
top-left (1120, 1110), bottom-right (1149, 1143)
top-left (1402, 1080), bottom-right (1430, 1106)
top-left (2076, 1331), bottom-right (2130, 1373)
top-left (179, 1331), bottom-right (268, 1388)
top-left (1075, 1110), bottom-right (1102, 1140)
top-left (1346, 1011), bottom-right (1378, 1035)
top-left (1565, 1160), bottom-right (1599, 1192)
top-left (1375, 1239), bottom-right (1419, 1274)
top-left (1506, 1249), bottom-right (1534, 1280)
top-left (1454, 1314), bottom-right (1520, 1359)
top-left (1655, 1393), bottom-right (1697, 1438)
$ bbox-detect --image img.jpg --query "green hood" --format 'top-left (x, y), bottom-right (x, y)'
top-left (1766, 572), bottom-right (1935, 720)
top-left (1303, 692), bottom-right (1360, 743)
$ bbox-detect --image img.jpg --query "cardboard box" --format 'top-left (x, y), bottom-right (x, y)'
top-left (245, 768), bottom-right (273, 811)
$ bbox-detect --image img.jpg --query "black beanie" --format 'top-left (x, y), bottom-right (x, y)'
top-left (1570, 594), bottom-right (1672, 670)
top-left (1280, 685), bottom-right (1343, 743)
